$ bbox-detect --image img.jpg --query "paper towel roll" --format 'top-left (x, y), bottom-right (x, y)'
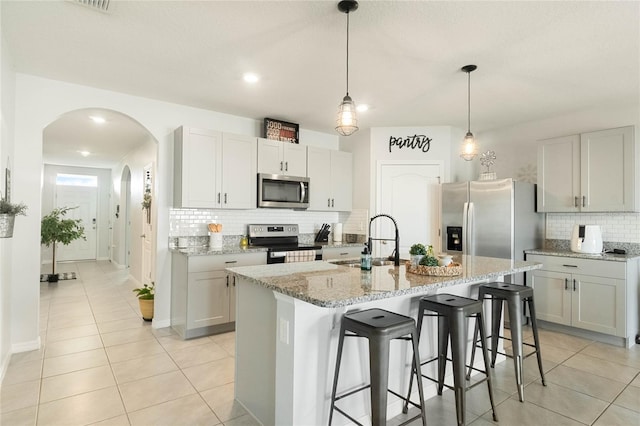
top-left (333, 223), bottom-right (343, 243)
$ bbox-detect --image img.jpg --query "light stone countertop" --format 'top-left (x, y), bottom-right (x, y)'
top-left (228, 255), bottom-right (542, 308)
top-left (525, 248), bottom-right (640, 262)
top-left (170, 245), bottom-right (268, 256)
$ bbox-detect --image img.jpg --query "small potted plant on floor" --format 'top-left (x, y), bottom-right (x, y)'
top-left (0, 198), bottom-right (27, 238)
top-left (40, 206), bottom-right (85, 282)
top-left (409, 243), bottom-right (427, 267)
top-left (133, 282), bottom-right (154, 321)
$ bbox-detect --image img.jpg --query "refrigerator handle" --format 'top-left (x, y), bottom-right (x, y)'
top-left (462, 202), bottom-right (469, 255)
top-left (467, 202), bottom-right (475, 256)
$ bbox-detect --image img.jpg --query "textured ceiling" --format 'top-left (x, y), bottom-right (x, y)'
top-left (2, 0), bottom-right (639, 167)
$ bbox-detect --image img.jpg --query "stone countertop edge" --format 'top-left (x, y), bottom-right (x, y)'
top-left (227, 257), bottom-right (542, 309)
top-left (525, 248), bottom-right (640, 261)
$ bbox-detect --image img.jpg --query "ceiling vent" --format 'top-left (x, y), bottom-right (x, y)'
top-left (70, 0), bottom-right (110, 13)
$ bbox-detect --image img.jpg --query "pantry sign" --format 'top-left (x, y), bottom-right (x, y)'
top-left (388, 134), bottom-right (432, 153)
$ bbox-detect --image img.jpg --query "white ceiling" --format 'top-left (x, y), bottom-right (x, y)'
top-left (2, 0), bottom-right (639, 167)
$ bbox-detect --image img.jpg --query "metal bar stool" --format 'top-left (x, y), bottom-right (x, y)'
top-left (329, 308), bottom-right (427, 426)
top-left (404, 294), bottom-right (497, 426)
top-left (467, 282), bottom-right (546, 402)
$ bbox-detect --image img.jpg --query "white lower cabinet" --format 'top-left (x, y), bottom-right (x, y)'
top-left (526, 254), bottom-right (638, 346)
top-left (322, 246), bottom-right (362, 260)
top-left (171, 251), bottom-right (266, 339)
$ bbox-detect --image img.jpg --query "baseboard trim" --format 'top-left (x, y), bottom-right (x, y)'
top-left (153, 318), bottom-right (171, 329)
top-left (537, 320), bottom-right (631, 348)
top-left (0, 351), bottom-right (10, 385)
top-left (11, 336), bottom-right (41, 354)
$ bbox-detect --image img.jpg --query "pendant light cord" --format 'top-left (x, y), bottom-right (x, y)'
top-left (467, 70), bottom-right (471, 133)
top-left (345, 11), bottom-right (350, 96)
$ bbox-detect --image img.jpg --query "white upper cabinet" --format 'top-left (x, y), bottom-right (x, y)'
top-left (174, 126), bottom-right (256, 209)
top-left (537, 126), bottom-right (636, 212)
top-left (221, 133), bottom-right (257, 209)
top-left (257, 138), bottom-right (307, 177)
top-left (307, 147), bottom-right (353, 211)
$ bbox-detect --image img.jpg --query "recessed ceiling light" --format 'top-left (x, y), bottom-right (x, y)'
top-left (243, 73), bottom-right (260, 84)
top-left (356, 104), bottom-right (369, 112)
top-left (79, 151), bottom-right (90, 157)
top-left (89, 115), bottom-right (106, 124)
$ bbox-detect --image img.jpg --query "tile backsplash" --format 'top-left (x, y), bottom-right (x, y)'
top-left (546, 212), bottom-right (640, 243)
top-left (169, 208), bottom-right (369, 238)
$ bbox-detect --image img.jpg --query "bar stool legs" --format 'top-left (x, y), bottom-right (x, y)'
top-left (468, 282), bottom-right (546, 402)
top-left (329, 308), bottom-right (427, 426)
top-left (404, 294), bottom-right (498, 426)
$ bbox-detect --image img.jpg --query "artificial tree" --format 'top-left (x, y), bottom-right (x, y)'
top-left (40, 207), bottom-right (85, 281)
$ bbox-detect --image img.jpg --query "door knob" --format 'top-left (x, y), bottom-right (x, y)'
top-left (140, 234), bottom-right (146, 238)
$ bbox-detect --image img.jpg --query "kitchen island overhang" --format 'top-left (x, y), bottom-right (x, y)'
top-left (228, 256), bottom-right (542, 426)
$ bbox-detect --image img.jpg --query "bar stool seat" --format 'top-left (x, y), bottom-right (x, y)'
top-left (468, 282), bottom-right (546, 402)
top-left (329, 308), bottom-right (427, 426)
top-left (405, 294), bottom-right (497, 426)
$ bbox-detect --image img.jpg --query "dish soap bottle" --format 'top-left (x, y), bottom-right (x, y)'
top-left (240, 235), bottom-right (248, 248)
top-left (361, 245), bottom-right (372, 271)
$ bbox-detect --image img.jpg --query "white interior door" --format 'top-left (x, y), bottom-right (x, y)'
top-left (378, 163), bottom-right (442, 259)
top-left (55, 185), bottom-right (97, 261)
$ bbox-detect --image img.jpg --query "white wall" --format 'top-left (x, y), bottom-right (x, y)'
top-left (41, 164), bottom-right (112, 264)
top-left (0, 6), bottom-right (17, 380)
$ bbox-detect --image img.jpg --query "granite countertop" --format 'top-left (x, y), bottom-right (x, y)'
top-left (525, 248), bottom-right (640, 262)
top-left (228, 255), bottom-right (542, 308)
top-left (170, 245), bottom-right (268, 256)
top-left (170, 242), bottom-right (363, 256)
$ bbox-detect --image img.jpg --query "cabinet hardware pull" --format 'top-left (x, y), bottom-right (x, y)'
top-left (285, 162), bottom-right (288, 172)
top-left (218, 193), bottom-right (221, 203)
top-left (565, 278), bottom-right (568, 290)
top-left (328, 198), bottom-right (331, 207)
top-left (573, 279), bottom-right (576, 291)
top-left (562, 264), bottom-right (578, 268)
top-left (225, 260), bottom-right (237, 264)
top-left (331, 198), bottom-right (335, 208)
top-left (340, 252), bottom-right (348, 256)
top-left (224, 193), bottom-right (228, 204)
top-left (233, 276), bottom-right (236, 286)
top-left (582, 196), bottom-right (586, 207)
top-left (280, 161), bottom-right (283, 171)
top-left (574, 196), bottom-right (579, 207)
top-left (226, 276), bottom-right (229, 287)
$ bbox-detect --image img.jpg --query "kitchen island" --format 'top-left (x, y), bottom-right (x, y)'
top-left (228, 256), bottom-right (541, 426)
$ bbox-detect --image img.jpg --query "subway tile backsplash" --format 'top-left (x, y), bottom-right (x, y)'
top-left (546, 212), bottom-right (640, 243)
top-left (169, 208), bottom-right (370, 238)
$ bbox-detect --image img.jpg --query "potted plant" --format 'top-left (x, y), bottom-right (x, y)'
top-left (409, 243), bottom-right (427, 267)
top-left (0, 198), bottom-right (27, 238)
top-left (132, 282), bottom-right (154, 321)
top-left (40, 207), bottom-right (85, 282)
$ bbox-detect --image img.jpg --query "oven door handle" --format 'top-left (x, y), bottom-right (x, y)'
top-left (270, 251), bottom-right (289, 258)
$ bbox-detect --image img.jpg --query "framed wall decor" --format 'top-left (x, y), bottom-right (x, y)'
top-left (263, 118), bottom-right (299, 144)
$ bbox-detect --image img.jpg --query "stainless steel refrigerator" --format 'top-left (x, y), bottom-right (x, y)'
top-left (441, 178), bottom-right (544, 285)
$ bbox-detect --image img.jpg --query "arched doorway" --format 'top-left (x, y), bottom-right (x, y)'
top-left (42, 108), bottom-right (158, 285)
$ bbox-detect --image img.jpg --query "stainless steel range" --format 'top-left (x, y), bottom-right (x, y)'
top-left (248, 224), bottom-right (322, 264)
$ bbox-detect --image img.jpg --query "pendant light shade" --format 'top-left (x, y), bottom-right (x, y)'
top-left (460, 64), bottom-right (478, 161)
top-left (335, 0), bottom-right (359, 136)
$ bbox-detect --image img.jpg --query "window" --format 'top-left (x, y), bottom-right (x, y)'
top-left (55, 173), bottom-right (98, 187)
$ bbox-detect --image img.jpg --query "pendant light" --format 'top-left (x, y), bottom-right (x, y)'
top-left (335, 0), bottom-right (359, 136)
top-left (460, 64), bottom-right (478, 161)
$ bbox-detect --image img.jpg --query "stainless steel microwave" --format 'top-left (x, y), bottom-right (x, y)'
top-left (257, 173), bottom-right (309, 209)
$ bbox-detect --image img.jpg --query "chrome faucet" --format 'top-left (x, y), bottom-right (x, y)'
top-left (367, 214), bottom-right (400, 266)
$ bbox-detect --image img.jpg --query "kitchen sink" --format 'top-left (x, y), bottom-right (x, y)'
top-left (330, 258), bottom-right (406, 267)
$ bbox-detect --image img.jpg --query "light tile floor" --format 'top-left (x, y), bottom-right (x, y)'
top-left (0, 260), bottom-right (638, 425)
